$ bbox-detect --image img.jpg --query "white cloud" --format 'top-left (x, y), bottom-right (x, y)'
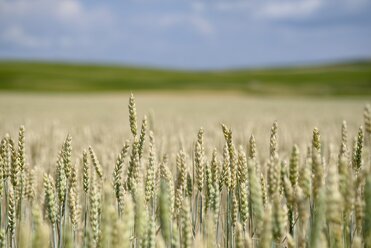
top-left (1, 26), bottom-right (50, 48)
top-left (56, 1), bottom-right (83, 21)
top-left (191, 2), bottom-right (206, 13)
top-left (0, 0), bottom-right (113, 24)
top-left (0, 0), bottom-right (116, 48)
top-left (210, 0), bottom-right (324, 19)
top-left (130, 10), bottom-right (215, 37)
top-left (188, 16), bottom-right (214, 35)
top-left (157, 14), bottom-right (214, 35)
top-left (343, 0), bottom-right (369, 9)
top-left (258, 0), bottom-right (323, 19)
top-left (54, 1), bottom-right (114, 28)
top-left (214, 1), bottom-right (253, 12)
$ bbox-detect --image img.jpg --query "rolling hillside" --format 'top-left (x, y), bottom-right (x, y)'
top-left (0, 60), bottom-right (370, 95)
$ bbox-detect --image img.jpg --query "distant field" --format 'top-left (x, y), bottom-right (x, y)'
top-left (0, 60), bottom-right (371, 95)
top-left (0, 92), bottom-right (365, 153)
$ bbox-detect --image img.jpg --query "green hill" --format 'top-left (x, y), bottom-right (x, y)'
top-left (0, 60), bottom-right (370, 95)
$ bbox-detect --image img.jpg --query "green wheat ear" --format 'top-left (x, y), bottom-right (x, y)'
top-left (68, 186), bottom-right (79, 231)
top-left (269, 121), bottom-right (278, 158)
top-left (56, 151), bottom-right (67, 210)
top-left (43, 174), bottom-right (57, 225)
top-left (82, 149), bottom-right (90, 193)
top-left (267, 155), bottom-right (280, 197)
top-left (289, 144), bottom-right (299, 188)
top-left (134, 182), bottom-right (147, 245)
top-left (159, 180), bottom-right (171, 246)
top-left (195, 128), bottom-right (205, 193)
top-left (239, 182), bottom-right (249, 224)
top-left (138, 115), bottom-right (147, 160)
top-left (127, 138), bottom-right (140, 192)
top-left (221, 143), bottom-right (231, 191)
top-left (17, 125), bottom-right (26, 173)
top-left (8, 185), bottom-right (16, 245)
top-left (339, 120), bottom-right (348, 159)
top-left (272, 193), bottom-right (287, 242)
top-left (113, 140), bottom-right (130, 213)
top-left (9, 138), bottom-right (20, 190)
top-left (89, 172), bottom-right (101, 248)
top-left (62, 134), bottom-right (72, 179)
top-left (352, 126), bottom-right (364, 173)
top-left (249, 134), bottom-right (257, 160)
top-left (312, 148), bottom-right (324, 201)
top-left (364, 104), bottom-right (371, 139)
top-left (205, 155), bottom-right (214, 211)
top-left (237, 146), bottom-right (248, 184)
top-left (25, 168), bottom-right (35, 201)
top-left (129, 93), bottom-right (138, 137)
top-left (175, 148), bottom-right (187, 191)
top-left (89, 146), bottom-right (103, 179)
top-left (181, 199), bottom-right (192, 248)
top-left (0, 229), bottom-right (4, 248)
top-left (248, 159), bottom-right (264, 235)
top-left (312, 127), bottom-right (321, 154)
top-left (145, 132), bottom-right (156, 203)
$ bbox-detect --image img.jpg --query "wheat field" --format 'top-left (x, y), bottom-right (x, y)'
top-left (0, 93), bottom-right (370, 248)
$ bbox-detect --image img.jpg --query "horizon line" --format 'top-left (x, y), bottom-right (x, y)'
top-left (1, 56), bottom-right (371, 72)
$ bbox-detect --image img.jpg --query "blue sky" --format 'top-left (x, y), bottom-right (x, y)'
top-left (1, 0), bottom-right (371, 69)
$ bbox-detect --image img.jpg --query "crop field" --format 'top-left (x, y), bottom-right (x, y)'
top-left (0, 92), bottom-right (370, 248)
top-left (1, 61), bottom-right (371, 95)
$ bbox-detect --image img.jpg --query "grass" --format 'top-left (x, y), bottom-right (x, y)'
top-left (0, 60), bottom-right (370, 95)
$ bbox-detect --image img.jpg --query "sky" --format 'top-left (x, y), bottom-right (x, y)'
top-left (0, 0), bottom-right (371, 69)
